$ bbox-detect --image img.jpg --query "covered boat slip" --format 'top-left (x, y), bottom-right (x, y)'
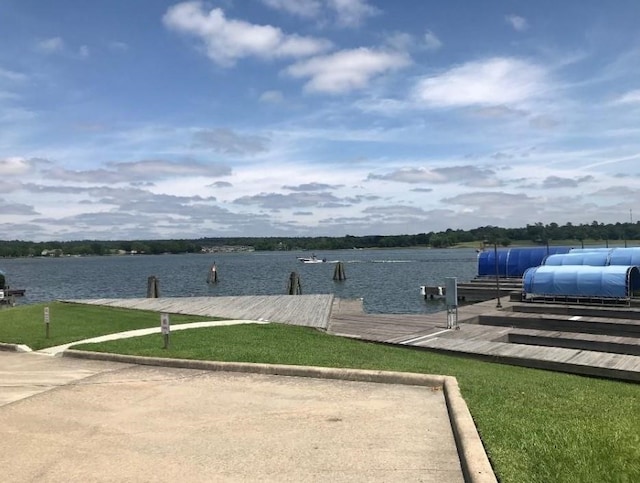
top-left (545, 247), bottom-right (640, 266)
top-left (477, 246), bottom-right (571, 278)
top-left (523, 265), bottom-right (640, 303)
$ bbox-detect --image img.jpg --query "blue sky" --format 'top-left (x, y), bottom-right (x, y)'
top-left (2, 0), bottom-right (640, 241)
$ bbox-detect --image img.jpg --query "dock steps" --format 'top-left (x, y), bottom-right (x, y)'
top-left (476, 312), bottom-right (640, 337)
top-left (414, 337), bottom-right (640, 382)
top-left (508, 328), bottom-right (640, 356)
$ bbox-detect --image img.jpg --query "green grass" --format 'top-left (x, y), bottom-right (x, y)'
top-left (74, 323), bottom-right (640, 483)
top-left (0, 302), bottom-right (219, 350)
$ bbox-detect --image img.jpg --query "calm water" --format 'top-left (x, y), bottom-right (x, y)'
top-left (0, 248), bottom-right (478, 314)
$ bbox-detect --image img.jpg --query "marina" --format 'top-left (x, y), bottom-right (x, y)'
top-left (8, 245), bottom-right (640, 382)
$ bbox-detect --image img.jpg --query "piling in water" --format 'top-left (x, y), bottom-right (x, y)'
top-left (147, 276), bottom-right (160, 298)
top-left (287, 271), bottom-right (302, 295)
top-left (207, 263), bottom-right (218, 283)
top-left (333, 262), bottom-right (346, 281)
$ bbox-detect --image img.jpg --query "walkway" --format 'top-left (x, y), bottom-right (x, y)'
top-left (37, 319), bottom-right (269, 356)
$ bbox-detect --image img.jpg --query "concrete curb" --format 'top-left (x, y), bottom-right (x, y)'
top-left (443, 377), bottom-right (497, 483)
top-left (64, 349), bottom-right (496, 482)
top-left (0, 342), bottom-right (32, 353)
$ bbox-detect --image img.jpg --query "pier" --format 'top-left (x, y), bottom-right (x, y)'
top-left (65, 293), bottom-right (640, 382)
top-left (421, 277), bottom-right (524, 302)
top-left (0, 270), bottom-right (25, 307)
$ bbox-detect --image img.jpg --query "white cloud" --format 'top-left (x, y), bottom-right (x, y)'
top-left (505, 14), bottom-right (528, 32)
top-left (259, 90), bottom-right (284, 103)
top-left (192, 128), bottom-right (270, 155)
top-left (327, 0), bottom-right (379, 27)
top-left (613, 89), bottom-right (640, 105)
top-left (0, 68), bottom-right (27, 82)
top-left (79, 45), bottom-right (90, 58)
top-left (384, 32), bottom-right (413, 51)
top-left (367, 165), bottom-right (497, 185)
top-left (43, 159), bottom-right (232, 184)
top-left (36, 37), bottom-right (65, 54)
top-left (413, 57), bottom-right (547, 108)
top-left (261, 0), bottom-right (378, 28)
top-left (163, 2), bottom-right (331, 67)
top-left (286, 48), bottom-right (410, 94)
top-left (424, 30), bottom-right (442, 51)
top-left (260, 0), bottom-right (322, 18)
top-left (0, 157), bottom-right (34, 176)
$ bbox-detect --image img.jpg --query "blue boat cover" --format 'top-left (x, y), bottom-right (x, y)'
top-left (544, 252), bottom-right (610, 266)
top-left (608, 248), bottom-right (640, 266)
top-left (477, 246), bottom-right (571, 277)
top-left (569, 248), bottom-right (612, 253)
top-left (523, 265), bottom-right (640, 298)
top-left (550, 247), bottom-right (640, 267)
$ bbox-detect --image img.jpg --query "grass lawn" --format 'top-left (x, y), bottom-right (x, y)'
top-left (0, 302), bottom-right (219, 350)
top-left (73, 323), bottom-right (640, 483)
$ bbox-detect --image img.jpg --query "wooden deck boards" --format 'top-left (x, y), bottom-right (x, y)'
top-left (418, 338), bottom-right (640, 381)
top-left (64, 294), bottom-right (334, 329)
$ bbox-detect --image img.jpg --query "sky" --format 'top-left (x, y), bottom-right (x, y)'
top-left (2, 0), bottom-right (640, 241)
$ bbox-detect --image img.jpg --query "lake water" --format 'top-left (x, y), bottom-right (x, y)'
top-left (0, 248), bottom-right (479, 314)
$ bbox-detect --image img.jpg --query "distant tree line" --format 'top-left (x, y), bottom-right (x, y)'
top-left (1, 220), bottom-right (639, 258)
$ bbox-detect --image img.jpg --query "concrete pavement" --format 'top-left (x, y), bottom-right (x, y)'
top-left (1, 316), bottom-right (496, 482)
top-left (0, 351), bottom-right (470, 482)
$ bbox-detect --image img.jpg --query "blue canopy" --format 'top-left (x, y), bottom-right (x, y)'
top-left (608, 248), bottom-right (640, 266)
top-left (544, 252), bottom-right (610, 266)
top-left (550, 247), bottom-right (640, 267)
top-left (478, 246), bottom-right (571, 278)
top-left (523, 265), bottom-right (640, 299)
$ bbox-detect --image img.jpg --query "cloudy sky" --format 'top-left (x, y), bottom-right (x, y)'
top-left (2, 0), bottom-right (640, 241)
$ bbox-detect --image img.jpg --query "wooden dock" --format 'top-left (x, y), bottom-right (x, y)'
top-left (64, 294), bottom-right (640, 382)
top-left (421, 277), bottom-right (523, 302)
top-left (64, 294), bottom-right (335, 329)
top-left (328, 296), bottom-right (640, 382)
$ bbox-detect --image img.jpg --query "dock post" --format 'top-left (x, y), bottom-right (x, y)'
top-left (147, 276), bottom-right (160, 298)
top-left (493, 243), bottom-right (502, 309)
top-left (333, 262), bottom-right (346, 281)
top-left (207, 263), bottom-right (218, 283)
top-left (287, 272), bottom-right (302, 295)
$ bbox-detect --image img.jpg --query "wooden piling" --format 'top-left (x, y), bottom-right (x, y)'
top-left (207, 263), bottom-right (218, 283)
top-left (333, 262), bottom-right (346, 281)
top-left (287, 271), bottom-right (302, 295)
top-left (147, 276), bottom-right (160, 298)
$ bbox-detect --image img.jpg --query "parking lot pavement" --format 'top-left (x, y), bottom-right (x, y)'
top-left (0, 352), bottom-right (464, 482)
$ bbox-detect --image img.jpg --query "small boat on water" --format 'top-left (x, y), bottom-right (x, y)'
top-left (297, 254), bottom-right (326, 264)
top-left (297, 254), bottom-right (339, 264)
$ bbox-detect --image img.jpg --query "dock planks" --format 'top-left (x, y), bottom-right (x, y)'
top-left (64, 294), bottom-right (334, 329)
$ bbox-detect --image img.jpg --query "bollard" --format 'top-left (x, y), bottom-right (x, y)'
top-left (333, 262), bottom-right (346, 281)
top-left (207, 263), bottom-right (218, 283)
top-left (161, 313), bottom-right (170, 349)
top-left (147, 276), bottom-right (160, 298)
top-left (44, 306), bottom-right (50, 338)
top-left (287, 272), bottom-right (302, 295)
